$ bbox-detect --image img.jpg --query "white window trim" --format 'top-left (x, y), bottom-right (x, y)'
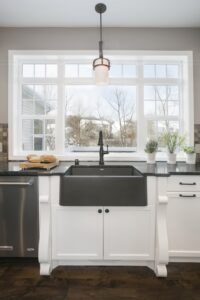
top-left (8, 50), bottom-right (194, 161)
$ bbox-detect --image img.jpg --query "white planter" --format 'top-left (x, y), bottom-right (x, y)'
top-left (186, 153), bottom-right (196, 164)
top-left (167, 152), bottom-right (176, 164)
top-left (146, 152), bottom-right (156, 164)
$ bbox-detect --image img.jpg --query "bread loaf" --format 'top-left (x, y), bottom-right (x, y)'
top-left (27, 155), bottom-right (41, 163)
top-left (27, 154), bottom-right (57, 163)
top-left (40, 155), bottom-right (57, 163)
top-left (27, 154), bottom-right (36, 161)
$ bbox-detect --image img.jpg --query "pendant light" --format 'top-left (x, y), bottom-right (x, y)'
top-left (93, 3), bottom-right (110, 85)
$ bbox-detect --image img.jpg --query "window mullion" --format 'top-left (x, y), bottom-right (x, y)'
top-left (56, 61), bottom-right (65, 154)
top-left (137, 62), bottom-right (146, 152)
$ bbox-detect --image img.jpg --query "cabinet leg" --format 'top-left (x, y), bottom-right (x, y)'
top-left (155, 264), bottom-right (167, 277)
top-left (40, 263), bottom-right (52, 276)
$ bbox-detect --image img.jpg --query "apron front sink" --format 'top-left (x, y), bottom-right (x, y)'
top-left (60, 165), bottom-right (147, 206)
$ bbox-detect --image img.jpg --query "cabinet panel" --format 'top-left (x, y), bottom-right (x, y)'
top-left (167, 195), bottom-right (200, 257)
top-left (104, 207), bottom-right (154, 260)
top-left (167, 176), bottom-right (200, 192)
top-left (52, 207), bottom-right (103, 260)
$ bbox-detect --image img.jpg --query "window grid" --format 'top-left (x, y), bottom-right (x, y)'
top-left (17, 56), bottom-right (184, 154)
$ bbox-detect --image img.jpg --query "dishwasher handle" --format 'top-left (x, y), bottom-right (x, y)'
top-left (0, 181), bottom-right (33, 186)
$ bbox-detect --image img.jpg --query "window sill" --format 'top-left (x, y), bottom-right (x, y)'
top-left (10, 152), bottom-right (187, 162)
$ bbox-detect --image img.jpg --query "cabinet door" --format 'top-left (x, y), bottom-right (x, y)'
top-left (167, 194), bottom-right (200, 258)
top-left (104, 207), bottom-right (154, 260)
top-left (52, 207), bottom-right (103, 260)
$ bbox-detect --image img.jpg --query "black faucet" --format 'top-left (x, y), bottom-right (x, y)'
top-left (98, 131), bottom-right (109, 165)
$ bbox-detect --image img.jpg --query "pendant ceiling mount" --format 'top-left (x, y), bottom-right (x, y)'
top-left (95, 3), bottom-right (107, 14)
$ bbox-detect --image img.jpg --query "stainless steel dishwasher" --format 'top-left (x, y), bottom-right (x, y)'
top-left (0, 176), bottom-right (39, 257)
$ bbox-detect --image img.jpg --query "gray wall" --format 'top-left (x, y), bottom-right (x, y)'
top-left (0, 27), bottom-right (200, 123)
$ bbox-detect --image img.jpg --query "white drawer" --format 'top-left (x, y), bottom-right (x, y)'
top-left (167, 176), bottom-right (200, 192)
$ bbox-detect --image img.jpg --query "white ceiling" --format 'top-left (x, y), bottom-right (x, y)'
top-left (0, 0), bottom-right (200, 28)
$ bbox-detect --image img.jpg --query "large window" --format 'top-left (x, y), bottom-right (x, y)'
top-left (9, 51), bottom-right (193, 159)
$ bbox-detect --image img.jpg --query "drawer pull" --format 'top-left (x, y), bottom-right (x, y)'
top-left (179, 194), bottom-right (196, 198)
top-left (179, 182), bottom-right (196, 185)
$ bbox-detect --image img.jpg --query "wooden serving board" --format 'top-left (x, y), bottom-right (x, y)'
top-left (20, 160), bottom-right (59, 170)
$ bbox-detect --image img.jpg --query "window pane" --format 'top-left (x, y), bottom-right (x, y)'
top-left (123, 65), bottom-right (136, 78)
top-left (35, 85), bottom-right (45, 101)
top-left (22, 119), bottom-right (33, 150)
top-left (158, 121), bottom-right (168, 135)
top-left (156, 65), bottom-right (166, 78)
top-left (34, 119), bottom-right (43, 134)
top-left (147, 120), bottom-right (157, 139)
top-left (155, 86), bottom-right (167, 100)
top-left (156, 101), bottom-right (167, 116)
top-left (46, 85), bottom-right (57, 100)
top-left (144, 101), bottom-right (155, 116)
top-left (65, 85), bottom-right (137, 151)
top-left (144, 86), bottom-right (155, 100)
top-left (144, 65), bottom-right (155, 78)
top-left (34, 137), bottom-right (43, 150)
top-left (22, 100), bottom-right (34, 114)
top-left (167, 65), bottom-right (179, 78)
top-left (168, 101), bottom-right (179, 116)
top-left (65, 64), bottom-right (78, 78)
top-left (79, 64), bottom-right (92, 77)
top-left (45, 119), bottom-right (56, 150)
top-left (22, 140), bottom-right (33, 151)
top-left (35, 64), bottom-right (45, 78)
top-left (168, 86), bottom-right (179, 100)
top-left (23, 64), bottom-right (34, 78)
top-left (46, 101), bottom-right (57, 115)
top-left (45, 120), bottom-right (55, 135)
top-left (45, 136), bottom-right (55, 151)
top-left (22, 119), bottom-right (33, 138)
top-left (46, 64), bottom-right (57, 77)
top-left (22, 85), bottom-right (34, 99)
top-left (168, 121), bottom-right (179, 131)
top-left (109, 65), bottom-right (122, 78)
top-left (35, 101), bottom-right (45, 114)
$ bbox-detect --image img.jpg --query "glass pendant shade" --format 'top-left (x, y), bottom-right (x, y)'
top-left (93, 57), bottom-right (110, 85)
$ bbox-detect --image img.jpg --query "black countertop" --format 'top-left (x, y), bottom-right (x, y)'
top-left (0, 161), bottom-right (200, 177)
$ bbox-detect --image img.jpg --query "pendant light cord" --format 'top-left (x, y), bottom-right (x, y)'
top-left (99, 12), bottom-right (103, 58)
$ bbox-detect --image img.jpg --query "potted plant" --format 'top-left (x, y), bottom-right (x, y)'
top-left (161, 131), bottom-right (185, 164)
top-left (183, 146), bottom-right (196, 164)
top-left (144, 139), bottom-right (158, 164)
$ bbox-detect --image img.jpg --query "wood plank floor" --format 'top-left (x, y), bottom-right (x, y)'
top-left (0, 259), bottom-right (200, 300)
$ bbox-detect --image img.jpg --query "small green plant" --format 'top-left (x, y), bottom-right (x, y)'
top-left (145, 139), bottom-right (158, 153)
top-left (161, 131), bottom-right (185, 153)
top-left (183, 146), bottom-right (195, 154)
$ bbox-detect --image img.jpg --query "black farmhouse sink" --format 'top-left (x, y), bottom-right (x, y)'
top-left (60, 165), bottom-right (147, 206)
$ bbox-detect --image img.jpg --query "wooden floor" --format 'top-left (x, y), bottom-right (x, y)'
top-left (0, 259), bottom-right (200, 300)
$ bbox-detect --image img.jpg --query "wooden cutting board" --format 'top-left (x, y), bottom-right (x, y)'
top-left (20, 160), bottom-right (59, 170)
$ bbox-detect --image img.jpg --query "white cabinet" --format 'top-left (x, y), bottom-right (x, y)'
top-left (167, 176), bottom-right (200, 259)
top-left (52, 207), bottom-right (103, 260)
top-left (52, 206), bottom-right (155, 261)
top-left (104, 207), bottom-right (154, 260)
